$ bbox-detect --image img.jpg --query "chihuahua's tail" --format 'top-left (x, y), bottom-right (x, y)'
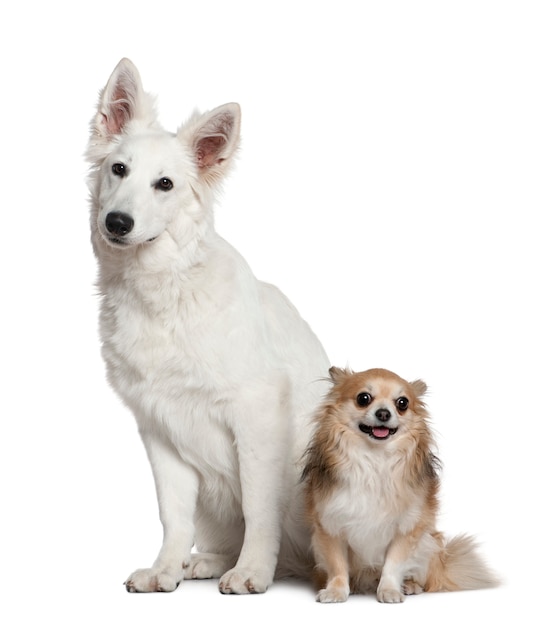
top-left (425, 534), bottom-right (499, 592)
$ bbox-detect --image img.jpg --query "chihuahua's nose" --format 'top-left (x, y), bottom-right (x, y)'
top-left (375, 408), bottom-right (391, 422)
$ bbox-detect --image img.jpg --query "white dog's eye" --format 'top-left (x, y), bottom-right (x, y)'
top-left (155, 177), bottom-right (173, 191)
top-left (112, 162), bottom-right (126, 177)
top-left (396, 397), bottom-right (409, 412)
top-left (356, 392), bottom-right (372, 407)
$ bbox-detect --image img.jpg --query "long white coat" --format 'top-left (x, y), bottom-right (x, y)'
top-left (87, 58), bottom-right (329, 594)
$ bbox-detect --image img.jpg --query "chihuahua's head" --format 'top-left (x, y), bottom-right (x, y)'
top-left (326, 367), bottom-right (428, 443)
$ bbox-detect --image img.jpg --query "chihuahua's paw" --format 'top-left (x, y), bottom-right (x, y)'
top-left (402, 579), bottom-right (424, 595)
top-left (316, 576), bottom-right (350, 603)
top-left (377, 584), bottom-right (405, 603)
top-left (124, 567), bottom-right (182, 593)
top-left (218, 566), bottom-right (272, 594)
top-left (317, 587), bottom-right (349, 603)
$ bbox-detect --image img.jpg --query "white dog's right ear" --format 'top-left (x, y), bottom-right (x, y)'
top-left (90, 58), bottom-right (158, 146)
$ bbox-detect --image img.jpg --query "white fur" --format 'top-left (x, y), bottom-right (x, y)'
top-left (87, 58), bottom-right (330, 594)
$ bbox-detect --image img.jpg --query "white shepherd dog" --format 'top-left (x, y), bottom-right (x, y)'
top-left (87, 58), bottom-right (330, 595)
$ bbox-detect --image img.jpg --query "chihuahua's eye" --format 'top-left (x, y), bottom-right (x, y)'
top-left (356, 392), bottom-right (372, 407)
top-left (155, 177), bottom-right (173, 191)
top-left (112, 162), bottom-right (126, 177)
top-left (396, 397), bottom-right (409, 412)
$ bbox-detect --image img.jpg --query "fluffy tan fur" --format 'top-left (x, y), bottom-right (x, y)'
top-left (303, 367), bottom-right (498, 603)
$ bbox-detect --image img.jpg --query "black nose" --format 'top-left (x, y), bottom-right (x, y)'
top-left (375, 408), bottom-right (391, 422)
top-left (106, 211), bottom-right (134, 237)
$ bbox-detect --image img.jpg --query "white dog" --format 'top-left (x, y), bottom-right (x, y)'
top-left (87, 58), bottom-right (330, 594)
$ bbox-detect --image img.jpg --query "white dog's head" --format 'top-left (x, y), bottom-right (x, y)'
top-left (87, 58), bottom-right (240, 251)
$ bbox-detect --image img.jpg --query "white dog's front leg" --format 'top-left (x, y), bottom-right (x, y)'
top-left (218, 394), bottom-right (289, 594)
top-left (125, 434), bottom-right (197, 593)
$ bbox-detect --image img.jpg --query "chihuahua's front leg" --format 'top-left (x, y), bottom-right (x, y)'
top-left (377, 529), bottom-right (431, 603)
top-left (312, 521), bottom-right (350, 603)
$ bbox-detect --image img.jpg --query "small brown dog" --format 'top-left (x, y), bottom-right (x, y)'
top-left (303, 367), bottom-right (498, 603)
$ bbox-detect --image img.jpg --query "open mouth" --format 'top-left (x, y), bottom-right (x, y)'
top-left (359, 423), bottom-right (398, 440)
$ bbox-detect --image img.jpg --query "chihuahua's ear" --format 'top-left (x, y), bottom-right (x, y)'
top-left (411, 379), bottom-right (428, 398)
top-left (329, 366), bottom-right (352, 384)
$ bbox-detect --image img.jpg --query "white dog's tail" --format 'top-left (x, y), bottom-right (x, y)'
top-left (426, 534), bottom-right (499, 592)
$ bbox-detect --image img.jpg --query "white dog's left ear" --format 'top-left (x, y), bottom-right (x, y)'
top-left (180, 103), bottom-right (241, 185)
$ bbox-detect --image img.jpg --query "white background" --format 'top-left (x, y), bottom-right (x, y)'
top-left (1, 1), bottom-right (555, 624)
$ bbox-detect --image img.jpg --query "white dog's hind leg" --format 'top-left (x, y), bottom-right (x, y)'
top-left (183, 553), bottom-right (236, 580)
top-left (125, 435), bottom-right (197, 593)
top-left (218, 392), bottom-right (289, 594)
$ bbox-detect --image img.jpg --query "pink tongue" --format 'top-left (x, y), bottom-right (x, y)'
top-left (372, 426), bottom-right (390, 439)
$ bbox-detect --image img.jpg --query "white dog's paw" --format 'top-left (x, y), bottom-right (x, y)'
top-left (218, 567), bottom-right (272, 594)
top-left (183, 553), bottom-right (233, 580)
top-left (377, 584), bottom-right (405, 603)
top-left (124, 567), bottom-right (182, 593)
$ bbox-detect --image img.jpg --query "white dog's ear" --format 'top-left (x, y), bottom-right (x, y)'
top-left (179, 103), bottom-right (241, 186)
top-left (90, 58), bottom-right (158, 144)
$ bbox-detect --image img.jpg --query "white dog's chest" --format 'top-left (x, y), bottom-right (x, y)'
top-left (101, 291), bottom-right (241, 473)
